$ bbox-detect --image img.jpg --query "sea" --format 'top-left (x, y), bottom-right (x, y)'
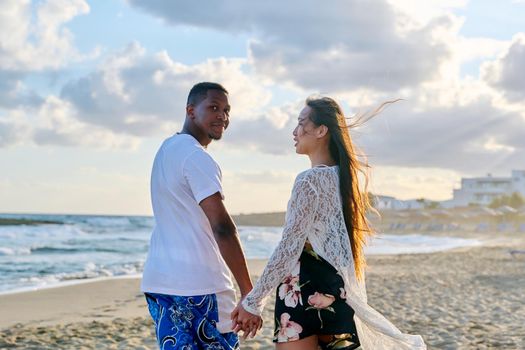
top-left (0, 214), bottom-right (481, 294)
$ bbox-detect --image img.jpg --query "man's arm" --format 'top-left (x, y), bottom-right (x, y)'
top-left (199, 192), bottom-right (252, 297)
top-left (200, 192), bottom-right (262, 338)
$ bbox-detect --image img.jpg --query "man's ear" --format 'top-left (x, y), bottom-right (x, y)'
top-left (317, 125), bottom-right (328, 138)
top-left (186, 104), bottom-right (195, 119)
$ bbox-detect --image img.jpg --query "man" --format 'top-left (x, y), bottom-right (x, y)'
top-left (141, 82), bottom-right (262, 349)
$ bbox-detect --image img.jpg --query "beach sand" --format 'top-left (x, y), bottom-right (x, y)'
top-left (1, 233), bottom-right (524, 349)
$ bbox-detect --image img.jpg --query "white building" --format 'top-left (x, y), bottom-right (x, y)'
top-left (451, 170), bottom-right (525, 207)
top-left (374, 195), bottom-right (425, 210)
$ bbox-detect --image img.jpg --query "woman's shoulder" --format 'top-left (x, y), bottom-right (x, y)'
top-left (295, 166), bottom-right (338, 185)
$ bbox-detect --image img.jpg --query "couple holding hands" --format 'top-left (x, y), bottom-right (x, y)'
top-left (141, 82), bottom-right (426, 350)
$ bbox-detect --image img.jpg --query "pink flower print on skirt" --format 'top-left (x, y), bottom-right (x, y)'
top-left (276, 313), bottom-right (303, 342)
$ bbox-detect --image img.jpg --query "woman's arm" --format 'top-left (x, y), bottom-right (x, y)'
top-left (241, 176), bottom-right (319, 315)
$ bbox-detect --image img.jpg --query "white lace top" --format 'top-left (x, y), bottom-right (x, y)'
top-left (242, 166), bottom-right (426, 350)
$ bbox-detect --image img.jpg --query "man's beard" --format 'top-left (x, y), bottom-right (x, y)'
top-left (209, 133), bottom-right (222, 140)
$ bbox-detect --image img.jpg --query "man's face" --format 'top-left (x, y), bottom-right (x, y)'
top-left (189, 89), bottom-right (230, 141)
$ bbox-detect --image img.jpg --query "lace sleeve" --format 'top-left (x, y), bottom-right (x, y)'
top-left (241, 176), bottom-right (319, 316)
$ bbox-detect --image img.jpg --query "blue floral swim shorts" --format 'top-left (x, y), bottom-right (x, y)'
top-left (145, 292), bottom-right (239, 350)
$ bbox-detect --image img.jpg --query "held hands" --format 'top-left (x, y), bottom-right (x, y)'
top-left (230, 302), bottom-right (263, 340)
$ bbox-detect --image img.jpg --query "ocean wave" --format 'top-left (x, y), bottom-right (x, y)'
top-left (0, 247), bottom-right (31, 256)
top-left (0, 231), bottom-right (16, 239)
top-left (81, 216), bottom-right (133, 227)
top-left (30, 246), bottom-right (126, 254)
top-left (16, 262), bottom-right (144, 285)
top-left (365, 234), bottom-right (481, 255)
top-left (6, 224), bottom-right (88, 239)
top-left (128, 216), bottom-right (154, 228)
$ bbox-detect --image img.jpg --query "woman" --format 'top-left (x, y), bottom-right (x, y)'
top-left (231, 96), bottom-right (426, 350)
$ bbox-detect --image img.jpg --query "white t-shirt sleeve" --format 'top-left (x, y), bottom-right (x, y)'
top-left (183, 150), bottom-right (224, 204)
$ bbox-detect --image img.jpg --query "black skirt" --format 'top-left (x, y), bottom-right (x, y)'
top-left (273, 243), bottom-right (360, 349)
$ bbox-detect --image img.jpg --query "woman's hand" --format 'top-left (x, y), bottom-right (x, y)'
top-left (230, 302), bottom-right (263, 340)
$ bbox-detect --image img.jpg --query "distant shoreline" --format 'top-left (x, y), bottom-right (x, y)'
top-left (0, 212), bottom-right (283, 226)
top-left (232, 212), bottom-right (285, 227)
top-left (1, 209), bottom-right (523, 232)
top-left (0, 218), bottom-right (63, 226)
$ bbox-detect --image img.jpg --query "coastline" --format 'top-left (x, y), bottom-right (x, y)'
top-left (1, 234), bottom-right (524, 349)
top-left (0, 231), bottom-right (485, 295)
top-left (0, 260), bottom-right (267, 330)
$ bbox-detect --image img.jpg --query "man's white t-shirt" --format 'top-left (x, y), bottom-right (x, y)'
top-left (141, 133), bottom-right (234, 296)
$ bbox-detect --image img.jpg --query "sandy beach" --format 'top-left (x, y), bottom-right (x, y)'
top-left (1, 232), bottom-right (524, 349)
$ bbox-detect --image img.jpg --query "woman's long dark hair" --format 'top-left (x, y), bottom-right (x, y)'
top-left (306, 96), bottom-right (396, 280)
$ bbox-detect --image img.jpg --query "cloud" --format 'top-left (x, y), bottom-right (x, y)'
top-left (1, 0), bottom-right (522, 176)
top-left (0, 0), bottom-right (93, 110)
top-left (0, 39), bottom-right (275, 148)
top-left (0, 96), bottom-right (140, 149)
top-left (0, 71), bottom-right (43, 108)
top-left (455, 37), bottom-right (508, 65)
top-left (224, 102), bottom-right (300, 155)
top-left (0, 35), bottom-right (274, 148)
top-left (482, 33), bottom-right (525, 102)
top-left (32, 96), bottom-right (141, 149)
top-left (60, 42), bottom-right (271, 136)
top-left (221, 93), bottom-right (525, 175)
top-left (0, 0), bottom-right (90, 71)
top-left (358, 98), bottom-right (525, 174)
top-left (128, 0), bottom-right (453, 93)
top-left (386, 0), bottom-right (468, 23)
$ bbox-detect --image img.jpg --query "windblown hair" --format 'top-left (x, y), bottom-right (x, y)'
top-left (187, 82), bottom-right (228, 106)
top-left (306, 96), bottom-right (396, 281)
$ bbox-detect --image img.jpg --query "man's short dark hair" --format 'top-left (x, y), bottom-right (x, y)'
top-left (187, 82), bottom-right (228, 106)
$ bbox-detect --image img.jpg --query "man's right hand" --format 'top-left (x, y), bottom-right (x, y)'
top-left (230, 302), bottom-right (263, 339)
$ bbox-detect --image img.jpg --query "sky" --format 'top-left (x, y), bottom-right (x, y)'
top-left (1, 0), bottom-right (525, 215)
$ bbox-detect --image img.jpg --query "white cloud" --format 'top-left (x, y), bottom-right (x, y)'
top-left (0, 0), bottom-right (90, 71)
top-left (0, 71), bottom-right (43, 108)
top-left (0, 0), bottom-right (95, 111)
top-left (0, 96), bottom-right (141, 149)
top-left (128, 0), bottom-right (454, 93)
top-left (482, 33), bottom-right (525, 102)
top-left (221, 91), bottom-right (525, 176)
top-left (456, 37), bottom-right (509, 64)
top-left (386, 0), bottom-right (468, 28)
top-left (1, 0), bottom-right (523, 181)
top-left (33, 96), bottom-right (141, 149)
top-left (360, 97), bottom-right (525, 174)
top-left (60, 42), bottom-right (271, 136)
top-left (224, 101), bottom-right (301, 155)
top-left (483, 137), bottom-right (516, 153)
